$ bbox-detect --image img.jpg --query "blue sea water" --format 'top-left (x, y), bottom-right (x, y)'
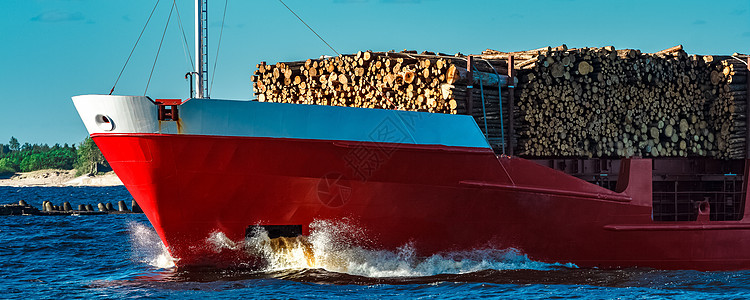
top-left (2, 186), bottom-right (750, 299)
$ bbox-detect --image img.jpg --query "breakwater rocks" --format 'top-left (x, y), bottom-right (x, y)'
top-left (0, 199), bottom-right (143, 216)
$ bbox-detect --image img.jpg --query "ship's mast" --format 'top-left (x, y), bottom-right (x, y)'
top-left (195, 0), bottom-right (208, 98)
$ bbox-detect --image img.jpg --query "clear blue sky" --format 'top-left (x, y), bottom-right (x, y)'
top-left (1, 0), bottom-right (748, 146)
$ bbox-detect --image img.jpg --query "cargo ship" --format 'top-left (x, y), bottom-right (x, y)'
top-left (72, 0), bottom-right (750, 270)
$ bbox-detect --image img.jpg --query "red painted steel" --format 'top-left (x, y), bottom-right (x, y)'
top-left (746, 57), bottom-right (750, 159)
top-left (92, 133), bottom-right (750, 270)
top-left (507, 55), bottom-right (515, 156)
top-left (154, 99), bottom-right (183, 105)
top-left (156, 99), bottom-right (182, 121)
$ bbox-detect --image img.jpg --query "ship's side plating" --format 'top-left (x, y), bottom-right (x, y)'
top-left (72, 95), bottom-right (750, 270)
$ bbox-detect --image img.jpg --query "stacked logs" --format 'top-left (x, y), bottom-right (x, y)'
top-left (252, 50), bottom-right (510, 113)
top-left (709, 55), bottom-right (748, 159)
top-left (252, 50), bottom-right (514, 150)
top-left (509, 45), bottom-right (748, 159)
top-left (251, 47), bottom-right (749, 159)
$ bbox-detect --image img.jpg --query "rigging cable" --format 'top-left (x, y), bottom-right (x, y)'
top-left (277, 0), bottom-right (340, 56)
top-left (731, 55), bottom-right (748, 66)
top-left (473, 65), bottom-right (489, 140)
top-left (276, 0), bottom-right (395, 106)
top-left (210, 0), bottom-right (229, 92)
top-left (144, 1), bottom-right (175, 95)
top-left (109, 0), bottom-right (161, 95)
top-left (173, 0), bottom-right (194, 70)
top-left (482, 59), bottom-right (506, 154)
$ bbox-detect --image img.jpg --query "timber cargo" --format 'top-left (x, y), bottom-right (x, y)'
top-left (252, 45), bottom-right (748, 159)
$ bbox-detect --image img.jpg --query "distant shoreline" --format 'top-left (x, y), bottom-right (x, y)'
top-left (0, 169), bottom-right (123, 187)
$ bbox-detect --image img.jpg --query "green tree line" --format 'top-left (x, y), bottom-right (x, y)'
top-left (0, 136), bottom-right (109, 176)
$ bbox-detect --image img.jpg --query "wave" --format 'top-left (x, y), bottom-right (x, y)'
top-left (129, 218), bottom-right (576, 279)
top-left (127, 222), bottom-right (176, 269)
top-left (231, 219), bottom-right (577, 278)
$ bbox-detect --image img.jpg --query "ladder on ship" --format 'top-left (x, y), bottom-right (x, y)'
top-left (195, 0), bottom-right (209, 98)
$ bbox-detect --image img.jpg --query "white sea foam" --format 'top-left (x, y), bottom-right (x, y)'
top-left (127, 222), bottom-right (176, 269)
top-left (244, 219), bottom-right (577, 278)
top-left (207, 231), bottom-right (241, 252)
top-left (127, 219), bottom-right (576, 275)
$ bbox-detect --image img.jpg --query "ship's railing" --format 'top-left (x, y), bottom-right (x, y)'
top-left (653, 177), bottom-right (745, 221)
top-left (530, 157), bottom-right (747, 222)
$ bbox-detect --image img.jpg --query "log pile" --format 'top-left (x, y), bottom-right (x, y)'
top-left (508, 45), bottom-right (749, 159)
top-left (252, 50), bottom-right (509, 113)
top-left (709, 54), bottom-right (748, 159)
top-left (252, 50), bottom-right (515, 150)
top-left (251, 46), bottom-right (749, 159)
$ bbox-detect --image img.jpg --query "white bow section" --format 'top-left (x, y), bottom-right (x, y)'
top-left (72, 95), bottom-right (160, 135)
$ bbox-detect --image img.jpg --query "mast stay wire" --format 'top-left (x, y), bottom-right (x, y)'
top-left (109, 0), bottom-right (161, 95)
top-left (145, 1), bottom-right (175, 95)
top-left (276, 0), bottom-right (398, 105)
top-left (210, 0), bottom-right (229, 92)
top-left (277, 0), bottom-right (340, 57)
top-left (173, 0), bottom-right (194, 71)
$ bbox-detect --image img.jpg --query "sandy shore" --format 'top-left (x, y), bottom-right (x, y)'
top-left (0, 169), bottom-right (123, 187)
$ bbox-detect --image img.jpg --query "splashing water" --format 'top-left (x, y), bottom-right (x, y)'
top-left (243, 219), bottom-right (577, 278)
top-left (207, 231), bottom-right (241, 252)
top-left (127, 222), bottom-right (176, 269)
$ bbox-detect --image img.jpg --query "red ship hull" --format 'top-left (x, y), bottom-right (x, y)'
top-left (94, 133), bottom-right (750, 270)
